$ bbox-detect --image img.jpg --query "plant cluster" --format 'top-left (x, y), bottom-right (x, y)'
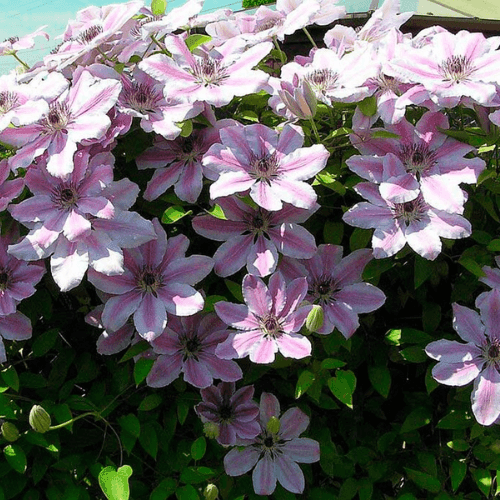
top-left (1, 0), bottom-right (500, 499)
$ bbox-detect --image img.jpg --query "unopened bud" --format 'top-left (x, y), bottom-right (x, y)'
top-left (203, 422), bottom-right (219, 440)
top-left (204, 483), bottom-right (219, 500)
top-left (266, 416), bottom-right (280, 435)
top-left (305, 305), bottom-right (324, 333)
top-left (29, 405), bottom-right (51, 433)
top-left (1, 422), bottom-right (19, 442)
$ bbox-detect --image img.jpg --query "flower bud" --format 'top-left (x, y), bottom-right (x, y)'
top-left (203, 422), bottom-right (219, 440)
top-left (29, 405), bottom-right (51, 433)
top-left (266, 416), bottom-right (281, 435)
top-left (1, 422), bottom-right (20, 442)
top-left (278, 80), bottom-right (317, 120)
top-left (203, 484), bottom-right (219, 500)
top-left (306, 304), bottom-right (324, 333)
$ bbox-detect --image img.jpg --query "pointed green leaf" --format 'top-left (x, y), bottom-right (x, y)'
top-left (134, 358), bottom-right (154, 385)
top-left (98, 465), bottom-right (133, 500)
top-left (367, 364), bottom-right (391, 398)
top-left (295, 370), bottom-right (315, 399)
top-left (1, 366), bottom-right (19, 392)
top-left (191, 437), bottom-right (206, 461)
top-left (4, 444), bottom-right (27, 473)
top-left (185, 34), bottom-right (212, 52)
top-left (328, 370), bottom-right (356, 408)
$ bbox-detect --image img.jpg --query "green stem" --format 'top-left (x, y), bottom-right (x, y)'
top-left (150, 34), bottom-right (169, 55)
top-left (309, 118), bottom-right (321, 143)
top-left (12, 53), bottom-right (29, 71)
top-left (302, 27), bottom-right (318, 49)
top-left (48, 411), bottom-right (96, 431)
top-left (272, 37), bottom-right (285, 65)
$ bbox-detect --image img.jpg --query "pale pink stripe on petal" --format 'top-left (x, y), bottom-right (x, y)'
top-left (274, 455), bottom-right (305, 494)
top-left (253, 455), bottom-right (277, 496)
top-left (472, 365), bottom-right (500, 426)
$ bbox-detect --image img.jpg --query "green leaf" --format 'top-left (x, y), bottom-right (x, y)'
top-left (338, 477), bottom-right (358, 500)
top-left (139, 425), bottom-right (158, 459)
top-left (4, 444), bottom-right (27, 473)
top-left (175, 484), bottom-right (200, 500)
top-left (400, 346), bottom-right (428, 363)
top-left (447, 439), bottom-right (469, 452)
top-left (191, 437), bottom-right (206, 461)
top-left (367, 364), bottom-right (391, 398)
top-left (437, 410), bottom-right (474, 429)
top-left (414, 255), bottom-right (433, 289)
top-left (400, 407), bottom-right (432, 433)
top-left (370, 130), bottom-right (400, 139)
top-left (118, 414), bottom-right (141, 438)
top-left (138, 394), bottom-right (162, 412)
top-left (150, 478), bottom-right (177, 500)
top-left (358, 478), bottom-right (373, 500)
top-left (119, 341), bottom-right (150, 363)
top-left (134, 358), bottom-right (154, 385)
top-left (404, 468), bottom-right (441, 493)
top-left (151, 0), bottom-right (166, 15)
top-left (225, 279), bottom-right (243, 302)
top-left (98, 465), bottom-right (133, 500)
top-left (177, 400), bottom-right (189, 425)
top-left (239, 109), bottom-right (259, 122)
top-left (295, 370), bottom-right (315, 399)
top-left (324, 126), bottom-right (352, 141)
top-left (1, 366), bottom-right (19, 392)
top-left (472, 468), bottom-right (491, 497)
top-left (349, 228), bottom-right (372, 252)
top-left (328, 370), bottom-right (356, 409)
top-left (162, 205), bottom-right (192, 224)
top-left (207, 204), bottom-right (226, 220)
top-left (487, 238), bottom-right (500, 251)
top-left (422, 302), bottom-right (441, 332)
top-left (459, 255), bottom-right (486, 278)
top-left (185, 34), bottom-right (212, 52)
top-left (358, 96), bottom-right (377, 117)
top-left (32, 328), bottom-right (59, 357)
top-left (321, 358), bottom-right (346, 370)
top-left (323, 221), bottom-right (343, 245)
top-left (180, 467), bottom-right (216, 485)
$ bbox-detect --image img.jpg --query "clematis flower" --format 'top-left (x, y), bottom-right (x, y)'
top-left (88, 218), bottom-right (213, 341)
top-left (223, 392), bottom-right (320, 495)
top-left (0, 69), bottom-right (121, 177)
top-left (0, 26), bottom-right (49, 56)
top-left (480, 256), bottom-right (500, 291)
top-left (205, 123), bottom-right (329, 211)
top-left (285, 245), bottom-right (386, 338)
top-left (146, 313), bottom-right (242, 389)
top-left (0, 160), bottom-right (24, 212)
top-left (8, 149), bottom-right (156, 291)
top-left (192, 196), bottom-right (317, 277)
top-left (348, 112), bottom-right (486, 214)
top-left (136, 119), bottom-right (230, 203)
top-left (215, 272), bottom-right (312, 364)
top-left (195, 382), bottom-right (260, 446)
top-left (139, 35), bottom-right (272, 108)
top-left (343, 183), bottom-right (471, 260)
top-left (426, 290), bottom-right (500, 426)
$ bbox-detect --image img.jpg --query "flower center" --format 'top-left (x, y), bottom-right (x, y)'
top-left (0, 270), bottom-right (10, 291)
top-left (76, 25), bottom-right (104, 44)
top-left (256, 18), bottom-right (283, 33)
top-left (4, 36), bottom-right (19, 44)
top-left (399, 143), bottom-right (437, 177)
top-left (52, 185), bottom-right (78, 210)
top-left (310, 275), bottom-right (338, 302)
top-left (250, 152), bottom-right (279, 183)
top-left (0, 91), bottom-right (19, 114)
top-left (191, 58), bottom-right (228, 86)
top-left (138, 268), bottom-right (161, 294)
top-left (130, 15), bottom-right (162, 39)
top-left (42, 102), bottom-right (70, 134)
top-left (260, 314), bottom-right (282, 338)
top-left (392, 196), bottom-right (427, 226)
top-left (484, 338), bottom-right (500, 366)
top-left (181, 334), bottom-right (202, 361)
top-left (305, 69), bottom-right (338, 93)
top-left (218, 404), bottom-right (233, 421)
top-left (375, 74), bottom-right (401, 95)
top-left (439, 55), bottom-right (474, 83)
top-left (123, 82), bottom-right (162, 114)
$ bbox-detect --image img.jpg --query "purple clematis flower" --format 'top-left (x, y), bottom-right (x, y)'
top-left (88, 218), bottom-right (213, 341)
top-left (195, 382), bottom-right (260, 446)
top-left (192, 196), bottom-right (317, 277)
top-left (343, 182), bottom-right (471, 260)
top-left (146, 313), bottom-right (242, 389)
top-left (224, 392), bottom-right (320, 495)
top-left (0, 312), bottom-right (32, 364)
top-left (426, 290), bottom-right (500, 426)
top-left (284, 245), bottom-right (386, 338)
top-left (215, 272), bottom-right (312, 364)
top-left (205, 123), bottom-right (329, 211)
top-left (0, 69), bottom-right (121, 177)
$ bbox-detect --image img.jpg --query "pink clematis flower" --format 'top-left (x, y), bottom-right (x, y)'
top-left (192, 196), bottom-right (317, 277)
top-left (426, 290), bottom-right (500, 426)
top-left (139, 35), bottom-right (272, 108)
top-left (285, 245), bottom-right (386, 338)
top-left (205, 123), bottom-right (329, 211)
top-left (343, 183), bottom-right (471, 260)
top-left (348, 112), bottom-right (486, 214)
top-left (0, 27), bottom-right (49, 56)
top-left (88, 218), bottom-right (213, 341)
top-left (0, 69), bottom-right (121, 177)
top-left (215, 272), bottom-right (312, 364)
top-left (224, 392), bottom-right (320, 495)
top-left (146, 313), bottom-right (242, 389)
top-left (195, 382), bottom-right (260, 446)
